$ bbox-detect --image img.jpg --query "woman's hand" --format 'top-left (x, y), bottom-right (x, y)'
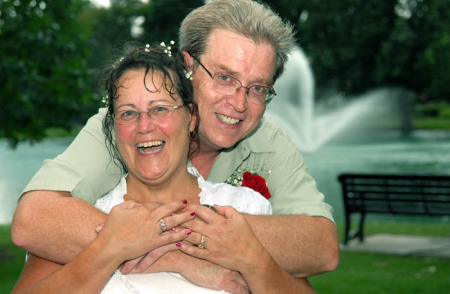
top-left (178, 205), bottom-right (268, 274)
top-left (97, 199), bottom-right (196, 264)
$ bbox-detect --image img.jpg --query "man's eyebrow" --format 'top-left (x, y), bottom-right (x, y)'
top-left (214, 64), bottom-right (273, 85)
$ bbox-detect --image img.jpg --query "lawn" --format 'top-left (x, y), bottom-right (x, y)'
top-left (2, 220), bottom-right (449, 293)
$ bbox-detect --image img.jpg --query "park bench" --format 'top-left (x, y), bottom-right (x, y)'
top-left (338, 173), bottom-right (450, 245)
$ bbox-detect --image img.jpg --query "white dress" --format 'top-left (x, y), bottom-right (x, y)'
top-left (95, 168), bottom-right (272, 294)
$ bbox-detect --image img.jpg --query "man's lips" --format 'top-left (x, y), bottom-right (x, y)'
top-left (216, 113), bottom-right (240, 125)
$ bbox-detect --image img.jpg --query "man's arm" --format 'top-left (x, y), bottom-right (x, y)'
top-left (245, 214), bottom-right (339, 277)
top-left (11, 190), bottom-right (106, 263)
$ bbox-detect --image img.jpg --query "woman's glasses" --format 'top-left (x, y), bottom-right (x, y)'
top-left (110, 104), bottom-right (184, 125)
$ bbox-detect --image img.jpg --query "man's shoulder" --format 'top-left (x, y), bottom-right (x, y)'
top-left (243, 117), bottom-right (297, 151)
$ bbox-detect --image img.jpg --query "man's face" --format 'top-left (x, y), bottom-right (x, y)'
top-left (191, 29), bottom-right (276, 152)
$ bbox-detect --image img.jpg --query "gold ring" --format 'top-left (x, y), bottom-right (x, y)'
top-left (198, 235), bottom-right (206, 249)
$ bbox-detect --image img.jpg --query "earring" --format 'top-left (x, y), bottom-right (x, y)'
top-left (184, 69), bottom-right (193, 80)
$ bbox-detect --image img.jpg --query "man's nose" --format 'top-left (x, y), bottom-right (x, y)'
top-left (226, 86), bottom-right (248, 112)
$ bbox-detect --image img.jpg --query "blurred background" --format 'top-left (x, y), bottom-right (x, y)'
top-left (1, 0), bottom-right (449, 293)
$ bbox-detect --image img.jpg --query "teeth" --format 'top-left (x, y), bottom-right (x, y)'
top-left (136, 141), bottom-right (165, 154)
top-left (137, 141), bottom-right (163, 148)
top-left (216, 114), bottom-right (240, 125)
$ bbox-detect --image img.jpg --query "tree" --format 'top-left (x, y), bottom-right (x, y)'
top-left (139, 0), bottom-right (204, 44)
top-left (264, 0), bottom-right (450, 102)
top-left (0, 0), bottom-right (97, 147)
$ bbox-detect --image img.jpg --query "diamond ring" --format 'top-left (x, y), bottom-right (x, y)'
top-left (159, 218), bottom-right (168, 232)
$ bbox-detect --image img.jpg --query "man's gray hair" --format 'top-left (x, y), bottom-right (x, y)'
top-left (179, 0), bottom-right (296, 82)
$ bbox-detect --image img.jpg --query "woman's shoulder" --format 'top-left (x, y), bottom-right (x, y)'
top-left (95, 176), bottom-right (127, 213)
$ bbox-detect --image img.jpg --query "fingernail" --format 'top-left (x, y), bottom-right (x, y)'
top-left (171, 227), bottom-right (177, 232)
top-left (190, 211), bottom-right (195, 216)
top-left (176, 242), bottom-right (182, 247)
top-left (182, 199), bottom-right (187, 204)
top-left (186, 229), bottom-right (192, 235)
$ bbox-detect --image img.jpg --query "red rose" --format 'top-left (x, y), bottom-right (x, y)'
top-left (242, 171), bottom-right (271, 199)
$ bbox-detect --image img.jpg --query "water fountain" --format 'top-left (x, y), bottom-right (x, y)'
top-left (266, 47), bottom-right (398, 152)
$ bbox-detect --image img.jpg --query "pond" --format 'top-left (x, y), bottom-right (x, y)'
top-left (1, 129), bottom-right (450, 225)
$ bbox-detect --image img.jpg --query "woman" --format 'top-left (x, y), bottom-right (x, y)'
top-left (12, 44), bottom-right (315, 293)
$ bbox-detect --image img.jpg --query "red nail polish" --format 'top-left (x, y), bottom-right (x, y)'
top-left (186, 229), bottom-right (192, 235)
top-left (176, 242), bottom-right (182, 247)
top-left (190, 211), bottom-right (195, 216)
top-left (171, 227), bottom-right (176, 232)
top-left (182, 199), bottom-right (187, 204)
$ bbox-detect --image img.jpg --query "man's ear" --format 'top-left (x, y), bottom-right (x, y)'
top-left (182, 51), bottom-right (194, 71)
top-left (187, 103), bottom-right (197, 133)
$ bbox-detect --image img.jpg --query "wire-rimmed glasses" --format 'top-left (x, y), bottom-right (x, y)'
top-left (110, 104), bottom-right (184, 125)
top-left (192, 56), bottom-right (276, 105)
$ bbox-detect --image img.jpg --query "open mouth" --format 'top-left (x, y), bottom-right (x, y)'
top-left (136, 141), bottom-right (165, 154)
top-left (216, 113), bottom-right (240, 125)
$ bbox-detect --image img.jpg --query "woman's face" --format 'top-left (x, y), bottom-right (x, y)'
top-left (190, 29), bottom-right (276, 152)
top-left (113, 69), bottom-right (196, 185)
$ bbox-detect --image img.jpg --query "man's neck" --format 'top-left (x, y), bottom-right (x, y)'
top-left (189, 150), bottom-right (220, 179)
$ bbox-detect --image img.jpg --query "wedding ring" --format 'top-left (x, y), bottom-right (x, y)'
top-left (198, 235), bottom-right (206, 249)
top-left (159, 218), bottom-right (168, 232)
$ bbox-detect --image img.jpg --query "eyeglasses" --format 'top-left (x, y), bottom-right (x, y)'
top-left (110, 104), bottom-right (184, 125)
top-left (192, 56), bottom-right (276, 105)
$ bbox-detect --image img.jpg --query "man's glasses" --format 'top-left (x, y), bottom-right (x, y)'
top-left (192, 56), bottom-right (276, 105)
top-left (110, 104), bottom-right (184, 125)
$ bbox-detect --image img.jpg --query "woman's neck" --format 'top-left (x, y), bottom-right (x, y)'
top-left (124, 172), bottom-right (200, 204)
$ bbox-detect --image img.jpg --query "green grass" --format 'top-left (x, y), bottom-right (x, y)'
top-left (310, 220), bottom-right (450, 293)
top-left (310, 251), bottom-right (449, 293)
top-left (0, 226), bottom-right (26, 294)
top-left (2, 220), bottom-right (449, 293)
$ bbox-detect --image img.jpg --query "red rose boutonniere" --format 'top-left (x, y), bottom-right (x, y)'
top-left (242, 171), bottom-right (271, 199)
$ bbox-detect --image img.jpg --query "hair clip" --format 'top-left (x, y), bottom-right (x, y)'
top-left (160, 40), bottom-right (175, 57)
top-left (102, 94), bottom-right (109, 107)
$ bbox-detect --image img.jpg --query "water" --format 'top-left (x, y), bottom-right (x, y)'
top-left (1, 130), bottom-right (449, 225)
top-left (0, 138), bottom-right (73, 224)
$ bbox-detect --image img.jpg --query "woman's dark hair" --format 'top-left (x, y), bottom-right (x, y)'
top-left (100, 42), bottom-right (198, 173)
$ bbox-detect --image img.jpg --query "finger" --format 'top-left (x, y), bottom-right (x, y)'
top-left (153, 199), bottom-right (188, 220)
top-left (223, 281), bottom-right (250, 294)
top-left (162, 209), bottom-right (196, 231)
top-left (134, 243), bottom-right (179, 272)
top-left (120, 200), bottom-right (143, 209)
top-left (191, 205), bottom-right (222, 224)
top-left (184, 231), bottom-right (202, 245)
top-left (157, 228), bottom-right (193, 247)
top-left (120, 255), bottom-right (144, 274)
top-left (214, 205), bottom-right (238, 220)
top-left (176, 237), bottom-right (209, 259)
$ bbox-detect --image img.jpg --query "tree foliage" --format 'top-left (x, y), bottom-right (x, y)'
top-left (0, 0), bottom-right (96, 147)
top-left (1, 0), bottom-right (449, 147)
top-left (264, 0), bottom-right (450, 102)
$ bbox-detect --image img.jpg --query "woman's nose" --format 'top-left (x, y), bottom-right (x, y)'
top-left (136, 112), bottom-right (157, 133)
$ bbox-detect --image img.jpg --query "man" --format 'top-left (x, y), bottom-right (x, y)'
top-left (12, 0), bottom-right (339, 292)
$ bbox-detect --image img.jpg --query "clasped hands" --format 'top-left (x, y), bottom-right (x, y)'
top-left (96, 200), bottom-right (259, 294)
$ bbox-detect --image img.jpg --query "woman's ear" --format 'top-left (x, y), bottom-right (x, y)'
top-left (182, 51), bottom-right (194, 71)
